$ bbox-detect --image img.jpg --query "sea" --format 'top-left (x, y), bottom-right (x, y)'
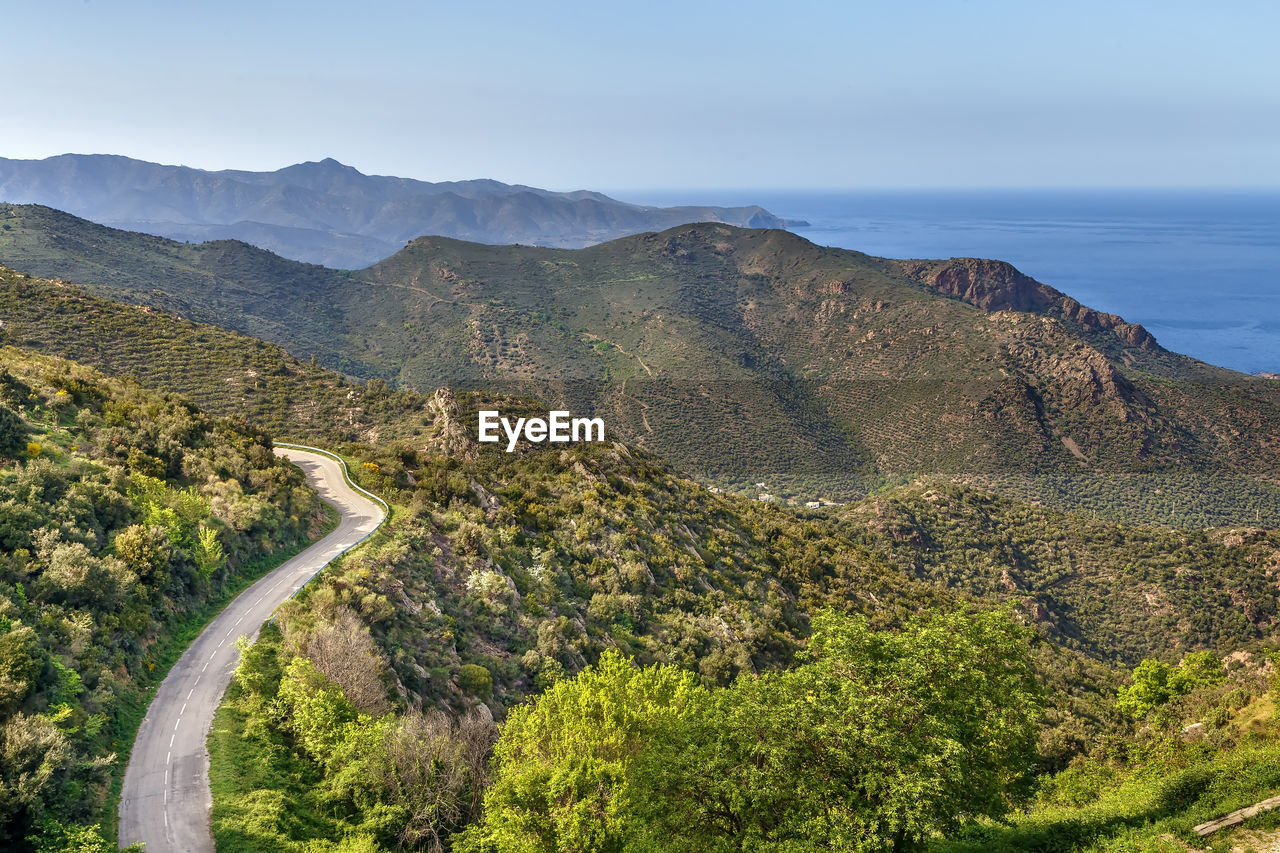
top-left (614, 189), bottom-right (1280, 376)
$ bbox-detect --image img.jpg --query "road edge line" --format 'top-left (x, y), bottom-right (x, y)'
top-left (272, 443), bottom-right (390, 601)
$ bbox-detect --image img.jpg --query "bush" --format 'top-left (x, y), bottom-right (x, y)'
top-left (458, 664), bottom-right (493, 700)
top-left (0, 404), bottom-right (27, 456)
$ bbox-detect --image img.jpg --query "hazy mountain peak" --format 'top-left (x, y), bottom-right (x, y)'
top-left (276, 156), bottom-right (364, 177)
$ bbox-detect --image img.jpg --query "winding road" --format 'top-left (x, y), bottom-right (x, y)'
top-left (118, 447), bottom-right (386, 853)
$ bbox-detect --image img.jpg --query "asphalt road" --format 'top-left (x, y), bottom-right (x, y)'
top-left (118, 447), bottom-right (385, 852)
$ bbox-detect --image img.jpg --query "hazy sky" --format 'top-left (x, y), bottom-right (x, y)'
top-left (4, 0), bottom-right (1277, 189)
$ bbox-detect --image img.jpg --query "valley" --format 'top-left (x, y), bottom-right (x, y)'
top-left (2, 204), bottom-right (1279, 525)
top-left (7, 1), bottom-right (1275, 849)
top-left (0, 207), bottom-right (1277, 852)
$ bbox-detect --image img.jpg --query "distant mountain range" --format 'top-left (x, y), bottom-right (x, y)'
top-left (3, 202), bottom-right (1279, 526)
top-left (0, 154), bottom-right (802, 267)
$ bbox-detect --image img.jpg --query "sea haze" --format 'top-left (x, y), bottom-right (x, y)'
top-left (617, 189), bottom-right (1280, 375)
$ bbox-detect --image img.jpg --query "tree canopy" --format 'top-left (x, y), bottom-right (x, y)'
top-left (460, 608), bottom-right (1043, 853)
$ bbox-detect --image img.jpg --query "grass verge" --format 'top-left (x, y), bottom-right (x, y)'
top-left (207, 627), bottom-right (343, 853)
top-left (931, 739), bottom-right (1280, 852)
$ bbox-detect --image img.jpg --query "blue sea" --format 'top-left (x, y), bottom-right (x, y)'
top-left (615, 190), bottom-right (1280, 375)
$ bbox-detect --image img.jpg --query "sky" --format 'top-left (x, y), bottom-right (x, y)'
top-left (3, 0), bottom-right (1278, 190)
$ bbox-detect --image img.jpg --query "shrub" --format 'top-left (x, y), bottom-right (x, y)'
top-left (0, 404), bottom-right (27, 456)
top-left (459, 664), bottom-right (493, 700)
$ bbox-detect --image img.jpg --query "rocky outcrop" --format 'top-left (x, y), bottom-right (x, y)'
top-left (895, 258), bottom-right (1159, 352)
top-left (1058, 296), bottom-right (1157, 350)
top-left (896, 258), bottom-right (1055, 314)
top-left (423, 388), bottom-right (477, 458)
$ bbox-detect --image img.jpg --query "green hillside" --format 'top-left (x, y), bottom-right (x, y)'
top-left (839, 481), bottom-right (1280, 664)
top-left (2, 262), bottom-right (1276, 669)
top-left (0, 345), bottom-right (328, 851)
top-left (0, 204), bottom-right (360, 374)
top-left (2, 268), bottom-right (1279, 849)
top-left (0, 265), bottom-right (427, 447)
top-left (205, 393), bottom-right (1280, 852)
top-left (3, 205), bottom-right (1279, 524)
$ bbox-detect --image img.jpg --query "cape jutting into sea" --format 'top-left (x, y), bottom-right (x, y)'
top-left (619, 189), bottom-right (1280, 376)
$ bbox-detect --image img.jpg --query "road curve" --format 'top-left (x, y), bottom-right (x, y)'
top-left (118, 447), bottom-right (385, 852)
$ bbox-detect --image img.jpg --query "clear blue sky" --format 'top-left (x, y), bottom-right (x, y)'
top-left (3, 0), bottom-right (1277, 190)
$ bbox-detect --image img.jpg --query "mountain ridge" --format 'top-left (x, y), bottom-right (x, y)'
top-left (2, 203), bottom-right (1278, 525)
top-left (0, 154), bottom-right (802, 267)
top-left (4, 258), bottom-right (1277, 853)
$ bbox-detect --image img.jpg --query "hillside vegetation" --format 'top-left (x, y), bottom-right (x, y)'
top-left (4, 263), bottom-right (1278, 680)
top-left (203, 421), bottom-right (1072, 852)
top-left (0, 264), bottom-right (428, 446)
top-left (205, 401), bottom-right (1280, 851)
top-left (2, 206), bottom-right (1278, 525)
top-left (840, 481), bottom-right (1280, 664)
top-left (933, 652), bottom-right (1280, 852)
top-left (0, 346), bottom-right (328, 851)
top-left (3, 237), bottom-right (1280, 848)
top-left (3, 262), bottom-right (1277, 671)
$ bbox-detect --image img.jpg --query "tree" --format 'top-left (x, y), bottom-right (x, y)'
top-left (0, 623), bottom-right (42, 712)
top-left (33, 532), bottom-right (135, 609)
top-left (111, 523), bottom-right (172, 583)
top-left (32, 818), bottom-right (143, 853)
top-left (0, 404), bottom-right (27, 457)
top-left (1169, 650), bottom-right (1224, 693)
top-left (275, 657), bottom-right (359, 766)
top-left (301, 608), bottom-right (391, 715)
top-left (1117, 652), bottom-right (1225, 719)
top-left (0, 713), bottom-right (73, 846)
top-left (194, 525), bottom-right (225, 580)
top-left (458, 665), bottom-right (493, 701)
top-left (462, 609), bottom-right (1042, 853)
top-left (457, 650), bottom-right (703, 853)
top-left (1116, 658), bottom-right (1175, 721)
top-left (375, 709), bottom-right (496, 853)
top-left (643, 608), bottom-right (1044, 852)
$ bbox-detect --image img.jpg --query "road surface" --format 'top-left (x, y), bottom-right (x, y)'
top-left (118, 446), bottom-right (385, 852)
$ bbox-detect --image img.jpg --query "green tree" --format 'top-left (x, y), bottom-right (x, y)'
top-left (1169, 650), bottom-right (1224, 693)
top-left (0, 713), bottom-right (73, 846)
top-left (462, 609), bottom-right (1042, 853)
top-left (1115, 659), bottom-right (1173, 719)
top-left (32, 818), bottom-right (142, 853)
top-left (0, 404), bottom-right (28, 457)
top-left (643, 608), bottom-right (1044, 852)
top-left (111, 524), bottom-right (172, 583)
top-left (194, 525), bottom-right (225, 580)
top-left (458, 650), bottom-right (703, 853)
top-left (458, 664), bottom-right (493, 700)
top-left (275, 657), bottom-right (360, 766)
top-left (0, 624), bottom-right (42, 712)
top-left (34, 533), bottom-right (135, 609)
top-left (1117, 652), bottom-right (1225, 719)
